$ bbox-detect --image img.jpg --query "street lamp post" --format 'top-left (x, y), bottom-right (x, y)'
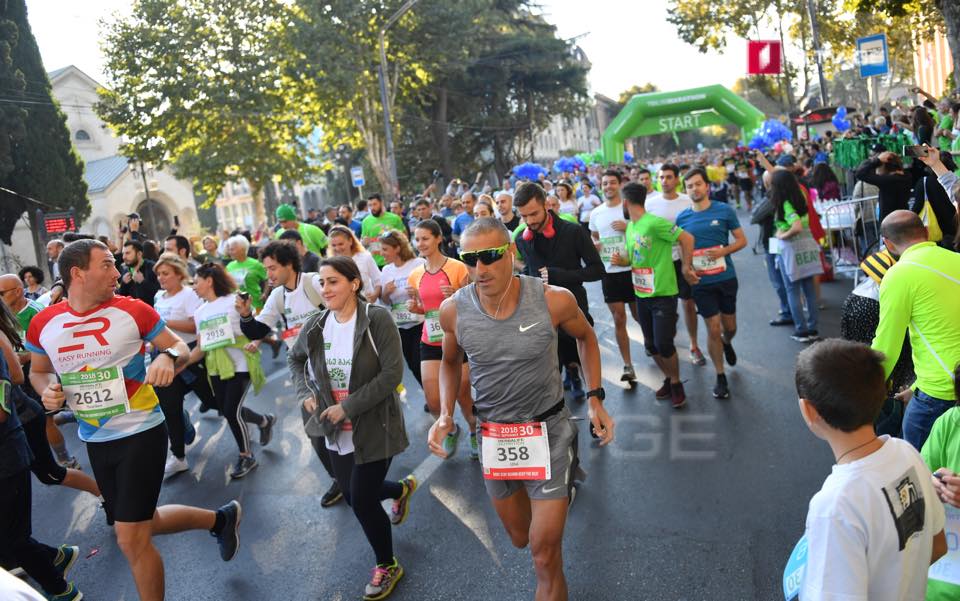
top-left (377, 0), bottom-right (420, 200)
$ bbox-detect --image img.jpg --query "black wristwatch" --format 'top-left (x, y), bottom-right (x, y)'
top-left (161, 348), bottom-right (180, 362)
top-left (586, 387), bottom-right (605, 401)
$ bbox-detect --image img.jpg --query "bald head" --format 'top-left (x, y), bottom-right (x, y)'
top-left (0, 273), bottom-right (26, 312)
top-left (881, 210), bottom-right (927, 247)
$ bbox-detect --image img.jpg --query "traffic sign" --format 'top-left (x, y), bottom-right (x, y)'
top-left (747, 40), bottom-right (782, 75)
top-left (857, 33), bottom-right (889, 78)
top-left (350, 166), bottom-right (365, 188)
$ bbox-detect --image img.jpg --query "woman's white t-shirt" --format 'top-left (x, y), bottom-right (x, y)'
top-left (317, 311), bottom-right (356, 455)
top-left (351, 251), bottom-right (383, 296)
top-left (155, 287), bottom-right (203, 344)
top-left (558, 200), bottom-right (577, 215)
top-left (577, 194), bottom-right (601, 221)
top-left (194, 294), bottom-right (249, 372)
top-left (380, 258), bottom-right (426, 329)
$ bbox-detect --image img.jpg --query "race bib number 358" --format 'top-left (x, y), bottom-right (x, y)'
top-left (61, 366), bottom-right (130, 420)
top-left (480, 421), bottom-right (551, 481)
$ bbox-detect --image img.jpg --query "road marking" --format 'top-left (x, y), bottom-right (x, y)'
top-left (430, 482), bottom-right (502, 567)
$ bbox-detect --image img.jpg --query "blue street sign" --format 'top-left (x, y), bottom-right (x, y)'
top-left (857, 33), bottom-right (889, 78)
top-left (350, 166), bottom-right (365, 188)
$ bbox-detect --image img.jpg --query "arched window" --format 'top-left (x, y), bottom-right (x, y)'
top-left (75, 130), bottom-right (91, 141)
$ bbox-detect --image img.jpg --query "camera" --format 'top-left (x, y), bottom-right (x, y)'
top-left (432, 170), bottom-right (443, 180)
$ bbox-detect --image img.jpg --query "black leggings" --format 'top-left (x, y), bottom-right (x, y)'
top-left (210, 373), bottom-right (265, 455)
top-left (398, 324), bottom-right (423, 387)
top-left (0, 470), bottom-right (65, 595)
top-left (328, 452), bottom-right (403, 565)
top-left (300, 404), bottom-right (335, 479)
top-left (22, 414), bottom-right (67, 485)
top-left (156, 361), bottom-right (216, 458)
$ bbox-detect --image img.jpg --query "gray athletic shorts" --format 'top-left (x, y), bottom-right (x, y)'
top-left (478, 407), bottom-right (580, 501)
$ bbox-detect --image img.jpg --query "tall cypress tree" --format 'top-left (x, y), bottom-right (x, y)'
top-left (0, 0), bottom-right (87, 256)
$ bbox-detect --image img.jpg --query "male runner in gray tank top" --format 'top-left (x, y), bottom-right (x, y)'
top-left (428, 217), bottom-right (615, 601)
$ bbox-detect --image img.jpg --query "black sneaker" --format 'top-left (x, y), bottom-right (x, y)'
top-left (654, 378), bottom-right (671, 400)
top-left (212, 500), bottom-right (242, 561)
top-left (321, 480), bottom-right (344, 508)
top-left (769, 316), bottom-right (794, 326)
top-left (230, 455), bottom-right (258, 479)
top-left (259, 414), bottom-right (277, 446)
top-left (713, 374), bottom-right (730, 399)
top-left (670, 382), bottom-right (687, 409)
top-left (198, 402), bottom-right (212, 414)
top-left (270, 338), bottom-right (282, 359)
top-left (722, 340), bottom-right (737, 366)
top-left (790, 331), bottom-right (813, 343)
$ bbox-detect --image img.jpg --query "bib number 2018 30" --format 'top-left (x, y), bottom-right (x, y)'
top-left (480, 421), bottom-right (551, 481)
top-left (61, 366), bottom-right (130, 420)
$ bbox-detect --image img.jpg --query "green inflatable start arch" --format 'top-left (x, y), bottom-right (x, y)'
top-left (601, 85), bottom-right (766, 164)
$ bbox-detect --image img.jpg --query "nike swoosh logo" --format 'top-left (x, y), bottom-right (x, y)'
top-left (518, 322), bottom-right (541, 332)
top-left (541, 485), bottom-right (562, 494)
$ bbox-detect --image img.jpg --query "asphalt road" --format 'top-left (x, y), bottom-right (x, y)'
top-left (30, 219), bottom-right (850, 600)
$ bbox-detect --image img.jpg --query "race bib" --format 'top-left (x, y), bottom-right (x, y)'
top-left (391, 303), bottom-right (418, 324)
top-left (929, 505), bottom-right (960, 586)
top-left (599, 235), bottom-right (626, 264)
top-left (281, 324), bottom-right (303, 348)
top-left (198, 314), bottom-right (236, 351)
top-left (692, 247), bottom-right (727, 275)
top-left (425, 309), bottom-right (443, 343)
top-left (632, 267), bottom-right (654, 294)
top-left (480, 421), bottom-right (551, 480)
top-left (782, 535), bottom-right (807, 601)
top-left (61, 367), bottom-right (130, 421)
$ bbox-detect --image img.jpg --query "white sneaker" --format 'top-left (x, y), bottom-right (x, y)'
top-left (164, 455), bottom-right (189, 477)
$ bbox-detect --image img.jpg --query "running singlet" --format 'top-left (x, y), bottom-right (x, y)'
top-left (408, 258), bottom-right (470, 346)
top-left (24, 296), bottom-right (166, 443)
top-left (454, 275), bottom-right (561, 423)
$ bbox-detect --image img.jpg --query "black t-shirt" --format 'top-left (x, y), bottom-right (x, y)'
top-left (302, 251), bottom-right (320, 273)
top-left (502, 212), bottom-right (521, 231)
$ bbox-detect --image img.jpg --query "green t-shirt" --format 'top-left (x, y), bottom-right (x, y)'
top-left (938, 114), bottom-right (955, 152)
top-left (361, 212), bottom-right (407, 267)
top-left (921, 407), bottom-right (960, 600)
top-left (625, 212), bottom-right (682, 298)
top-left (774, 199), bottom-right (810, 233)
top-left (16, 299), bottom-right (44, 334)
top-left (275, 222), bottom-right (327, 256)
top-left (226, 257), bottom-right (268, 310)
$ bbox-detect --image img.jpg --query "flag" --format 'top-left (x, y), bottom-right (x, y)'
top-left (747, 40), bottom-right (782, 75)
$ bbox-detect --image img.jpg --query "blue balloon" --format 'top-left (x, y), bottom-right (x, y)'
top-left (836, 105), bottom-right (847, 118)
top-left (553, 156), bottom-right (576, 174)
top-left (513, 162), bottom-right (547, 181)
top-left (624, 151), bottom-right (634, 163)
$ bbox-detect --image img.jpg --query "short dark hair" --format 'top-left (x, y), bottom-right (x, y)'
top-left (166, 235), bottom-right (190, 257)
top-left (195, 262), bottom-right (237, 298)
top-left (659, 163), bottom-right (680, 177)
top-left (621, 182), bottom-right (648, 206)
top-left (415, 199), bottom-right (431, 208)
top-left (636, 167), bottom-right (651, 177)
top-left (60, 239), bottom-right (109, 289)
top-left (357, 199), bottom-right (368, 211)
top-left (259, 240), bottom-right (301, 272)
top-left (18, 266), bottom-right (44, 286)
top-left (513, 182), bottom-right (546, 207)
top-left (795, 339), bottom-right (887, 432)
top-left (319, 255), bottom-right (365, 301)
top-left (278, 229), bottom-right (303, 243)
top-left (601, 169), bottom-right (622, 183)
top-left (123, 239), bottom-right (144, 254)
top-left (339, 204), bottom-right (353, 213)
top-left (367, 194), bottom-right (382, 203)
top-left (683, 167), bottom-right (708, 185)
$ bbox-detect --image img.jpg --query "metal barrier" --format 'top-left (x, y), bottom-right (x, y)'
top-left (815, 195), bottom-right (881, 285)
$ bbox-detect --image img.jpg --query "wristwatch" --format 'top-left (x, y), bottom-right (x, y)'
top-left (586, 387), bottom-right (605, 401)
top-left (160, 348), bottom-right (180, 362)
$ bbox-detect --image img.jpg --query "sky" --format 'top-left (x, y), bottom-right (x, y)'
top-left (24, 0), bottom-right (752, 97)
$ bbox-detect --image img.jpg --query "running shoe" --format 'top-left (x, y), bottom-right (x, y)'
top-left (183, 409), bottom-right (197, 446)
top-left (441, 424), bottom-right (460, 458)
top-left (53, 411), bottom-right (76, 426)
top-left (43, 582), bottom-right (83, 601)
top-left (321, 481), bottom-right (343, 508)
top-left (53, 545), bottom-right (79, 578)
top-left (422, 403), bottom-right (430, 413)
top-left (670, 382), bottom-right (687, 409)
top-left (469, 432), bottom-right (479, 460)
top-left (259, 414), bottom-right (277, 446)
top-left (364, 559), bottom-right (404, 601)
top-left (769, 316), bottom-right (793, 326)
top-left (59, 456), bottom-right (81, 470)
top-left (790, 331), bottom-right (813, 343)
top-left (213, 500), bottom-right (242, 561)
top-left (270, 338), bottom-right (282, 359)
top-left (722, 340), bottom-right (737, 366)
top-left (9, 567), bottom-right (25, 577)
top-left (690, 348), bottom-right (707, 366)
top-left (712, 374), bottom-right (730, 400)
top-left (620, 364), bottom-right (637, 382)
top-left (390, 475), bottom-right (418, 526)
top-left (655, 378), bottom-right (671, 400)
top-left (164, 455), bottom-right (189, 477)
top-left (230, 455), bottom-right (258, 479)
top-left (198, 402), bottom-right (212, 414)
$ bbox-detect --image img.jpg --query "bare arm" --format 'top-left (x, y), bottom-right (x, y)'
top-left (428, 297), bottom-right (464, 458)
top-left (0, 334), bottom-right (24, 385)
top-left (932, 529), bottom-right (947, 565)
top-left (165, 318), bottom-right (196, 334)
top-left (677, 231), bottom-right (700, 285)
top-left (724, 227), bottom-right (748, 256)
top-left (145, 328), bottom-right (189, 387)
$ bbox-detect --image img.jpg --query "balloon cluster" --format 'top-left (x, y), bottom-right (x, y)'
top-left (513, 162), bottom-right (548, 181)
top-left (577, 149), bottom-right (603, 166)
top-left (553, 156), bottom-right (586, 174)
top-left (831, 106), bottom-right (851, 132)
top-left (748, 119), bottom-right (794, 151)
top-left (624, 151), bottom-right (634, 163)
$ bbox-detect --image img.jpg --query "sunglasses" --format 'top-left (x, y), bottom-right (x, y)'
top-left (459, 243), bottom-right (509, 267)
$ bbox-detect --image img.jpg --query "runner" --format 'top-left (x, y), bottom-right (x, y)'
top-left (378, 231), bottom-right (426, 392)
top-left (152, 253), bottom-right (217, 476)
top-left (26, 239), bottom-right (242, 601)
top-left (236, 240), bottom-right (343, 507)
top-left (576, 179), bottom-right (601, 230)
top-left (675, 168), bottom-right (747, 399)
top-left (734, 152), bottom-right (756, 210)
top-left (646, 164), bottom-right (703, 367)
top-left (407, 219), bottom-right (477, 458)
top-left (327, 225), bottom-right (382, 304)
top-left (187, 262), bottom-right (277, 479)
top-left (224, 234), bottom-right (268, 312)
top-left (613, 182), bottom-right (698, 408)
top-left (289, 255), bottom-right (415, 601)
top-left (274, 203), bottom-right (329, 255)
top-left (361, 194), bottom-right (407, 268)
top-left (588, 169), bottom-right (639, 385)
top-left (428, 217), bottom-right (614, 601)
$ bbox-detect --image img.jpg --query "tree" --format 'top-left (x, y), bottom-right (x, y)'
top-left (0, 0), bottom-right (87, 260)
top-left (617, 83), bottom-right (659, 106)
top-left (97, 0), bottom-right (320, 221)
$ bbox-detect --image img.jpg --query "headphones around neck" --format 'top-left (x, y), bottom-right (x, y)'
top-left (522, 211), bottom-right (555, 241)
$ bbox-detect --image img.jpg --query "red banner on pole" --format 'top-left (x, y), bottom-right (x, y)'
top-left (747, 40), bottom-right (782, 75)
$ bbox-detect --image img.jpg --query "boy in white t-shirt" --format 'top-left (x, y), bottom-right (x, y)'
top-left (795, 338), bottom-right (947, 601)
